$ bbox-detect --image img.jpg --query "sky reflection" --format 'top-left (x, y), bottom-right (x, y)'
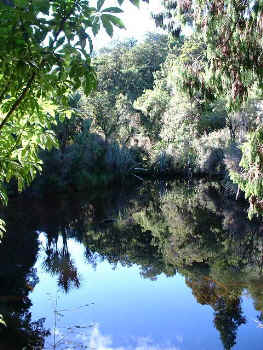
top-left (27, 235), bottom-right (263, 350)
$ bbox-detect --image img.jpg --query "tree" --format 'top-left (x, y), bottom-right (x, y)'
top-left (0, 0), bottom-right (144, 232)
top-left (154, 0), bottom-right (263, 217)
top-left (85, 91), bottom-right (131, 141)
top-left (152, 0), bottom-right (181, 37)
top-left (134, 86), bottom-right (170, 142)
top-left (52, 92), bottom-right (92, 154)
top-left (157, 0), bottom-right (263, 109)
top-left (83, 33), bottom-right (169, 145)
top-left (94, 33), bottom-right (169, 101)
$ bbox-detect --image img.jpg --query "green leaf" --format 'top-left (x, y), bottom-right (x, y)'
top-left (55, 36), bottom-right (65, 49)
top-left (117, 0), bottom-right (125, 5)
top-left (92, 17), bottom-right (100, 36)
top-left (14, 0), bottom-right (26, 7)
top-left (35, 0), bottom-right (49, 15)
top-left (102, 7), bottom-right (123, 13)
top-left (129, 0), bottom-right (140, 7)
top-left (106, 14), bottom-right (125, 29)
top-left (86, 33), bottom-right (93, 53)
top-left (0, 187), bottom-right (7, 206)
top-left (97, 0), bottom-right (106, 11)
top-left (101, 15), bottom-right (114, 37)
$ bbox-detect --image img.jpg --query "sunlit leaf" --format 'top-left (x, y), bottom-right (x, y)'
top-left (106, 14), bottom-right (125, 29)
top-left (97, 0), bottom-right (106, 11)
top-left (102, 7), bottom-right (123, 13)
top-left (101, 14), bottom-right (114, 37)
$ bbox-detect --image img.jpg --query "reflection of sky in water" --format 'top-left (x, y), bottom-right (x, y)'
top-left (29, 234), bottom-right (263, 350)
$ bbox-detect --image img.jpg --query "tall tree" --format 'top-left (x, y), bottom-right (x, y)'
top-left (154, 0), bottom-right (263, 217)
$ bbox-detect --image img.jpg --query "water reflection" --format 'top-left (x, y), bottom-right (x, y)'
top-left (186, 276), bottom-right (246, 350)
top-left (42, 233), bottom-right (80, 292)
top-left (0, 205), bottom-right (49, 348)
top-left (88, 325), bottom-right (183, 350)
top-left (0, 180), bottom-right (263, 349)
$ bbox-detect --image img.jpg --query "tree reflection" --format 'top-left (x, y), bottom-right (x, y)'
top-left (0, 204), bottom-right (50, 349)
top-left (186, 275), bottom-right (245, 349)
top-left (42, 231), bottom-right (80, 293)
top-left (2, 180), bottom-right (263, 348)
top-left (214, 298), bottom-right (245, 350)
top-left (0, 314), bottom-right (49, 350)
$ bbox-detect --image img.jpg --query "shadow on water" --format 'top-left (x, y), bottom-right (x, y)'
top-left (0, 180), bottom-right (263, 348)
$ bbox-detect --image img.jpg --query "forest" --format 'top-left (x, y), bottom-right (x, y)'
top-left (1, 0), bottom-right (263, 222)
top-left (1, 1), bottom-right (263, 349)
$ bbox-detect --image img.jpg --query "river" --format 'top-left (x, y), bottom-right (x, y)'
top-left (0, 180), bottom-right (262, 349)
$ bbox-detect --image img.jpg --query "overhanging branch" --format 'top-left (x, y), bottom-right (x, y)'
top-left (0, 71), bottom-right (36, 134)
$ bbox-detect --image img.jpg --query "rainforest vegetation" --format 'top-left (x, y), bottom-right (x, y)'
top-left (2, 1), bottom-right (263, 348)
top-left (1, 0), bottom-right (263, 221)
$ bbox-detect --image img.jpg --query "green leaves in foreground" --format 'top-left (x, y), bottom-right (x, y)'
top-left (96, 1), bottom-right (125, 37)
top-left (100, 14), bottom-right (125, 36)
top-left (0, 0), bottom-right (144, 234)
top-left (117, 0), bottom-right (145, 7)
top-left (96, 0), bottom-right (150, 36)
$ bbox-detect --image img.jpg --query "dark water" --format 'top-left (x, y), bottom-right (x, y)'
top-left (1, 180), bottom-right (263, 349)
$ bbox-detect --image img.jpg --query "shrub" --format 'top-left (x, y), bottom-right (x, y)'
top-left (152, 151), bottom-right (173, 175)
top-left (198, 111), bottom-right (226, 135)
top-left (28, 132), bottom-right (107, 193)
top-left (151, 137), bottom-right (197, 175)
top-left (224, 144), bottom-right (242, 175)
top-left (105, 142), bottom-right (140, 178)
top-left (193, 129), bottom-right (230, 176)
top-left (222, 145), bottom-right (243, 199)
top-left (134, 87), bottom-right (171, 142)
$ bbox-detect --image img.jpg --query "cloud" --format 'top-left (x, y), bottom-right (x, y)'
top-left (89, 325), bottom-right (118, 350)
top-left (85, 324), bottom-right (182, 350)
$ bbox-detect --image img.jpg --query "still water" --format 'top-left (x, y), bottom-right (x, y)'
top-left (0, 180), bottom-right (263, 349)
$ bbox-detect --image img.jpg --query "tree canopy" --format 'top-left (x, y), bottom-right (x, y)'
top-left (154, 0), bottom-right (263, 217)
top-left (0, 0), bottom-right (146, 232)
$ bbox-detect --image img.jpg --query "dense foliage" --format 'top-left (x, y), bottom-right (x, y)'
top-left (2, 0), bottom-right (263, 221)
top-left (0, 0), bottom-right (147, 231)
top-left (151, 0), bottom-right (263, 217)
top-left (3, 2), bottom-right (263, 347)
top-left (23, 33), bottom-right (169, 194)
